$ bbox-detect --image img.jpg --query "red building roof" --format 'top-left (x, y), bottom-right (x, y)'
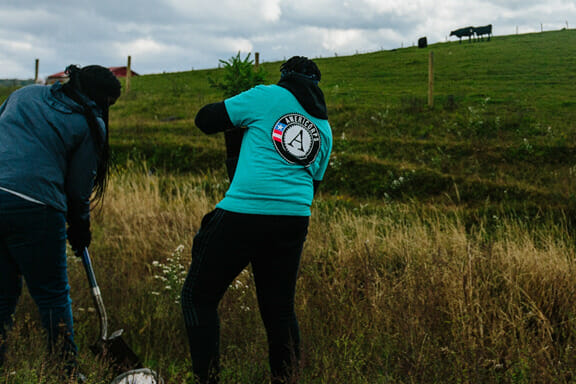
top-left (45, 71), bottom-right (67, 81)
top-left (45, 66), bottom-right (139, 84)
top-left (108, 67), bottom-right (139, 77)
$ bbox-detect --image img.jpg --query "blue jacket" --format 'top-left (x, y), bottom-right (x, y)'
top-left (0, 82), bottom-right (105, 224)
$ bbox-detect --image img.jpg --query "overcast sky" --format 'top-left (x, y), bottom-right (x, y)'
top-left (1, 0), bottom-right (574, 80)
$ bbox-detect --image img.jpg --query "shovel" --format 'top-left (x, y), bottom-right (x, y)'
top-left (79, 247), bottom-right (164, 383)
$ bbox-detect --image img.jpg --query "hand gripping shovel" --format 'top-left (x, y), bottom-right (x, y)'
top-left (79, 248), bottom-right (164, 384)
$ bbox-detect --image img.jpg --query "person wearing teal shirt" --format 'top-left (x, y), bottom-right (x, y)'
top-left (182, 56), bottom-right (332, 384)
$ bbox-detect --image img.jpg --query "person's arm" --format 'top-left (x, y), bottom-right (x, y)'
top-left (313, 179), bottom-right (321, 196)
top-left (224, 129), bottom-right (245, 181)
top-left (0, 97), bottom-right (9, 117)
top-left (64, 118), bottom-right (100, 253)
top-left (195, 101), bottom-right (245, 181)
top-left (194, 102), bottom-right (235, 134)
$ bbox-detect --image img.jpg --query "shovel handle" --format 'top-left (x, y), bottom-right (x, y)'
top-left (78, 247), bottom-right (98, 288)
top-left (78, 247), bottom-right (109, 340)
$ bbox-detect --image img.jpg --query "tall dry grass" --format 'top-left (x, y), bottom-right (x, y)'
top-left (2, 164), bottom-right (576, 383)
top-left (302, 205), bottom-right (576, 383)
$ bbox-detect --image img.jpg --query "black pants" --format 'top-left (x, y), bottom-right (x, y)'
top-left (181, 209), bottom-right (309, 384)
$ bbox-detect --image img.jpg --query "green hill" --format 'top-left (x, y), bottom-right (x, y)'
top-left (0, 79), bottom-right (34, 87)
top-left (3, 29), bottom-right (576, 215)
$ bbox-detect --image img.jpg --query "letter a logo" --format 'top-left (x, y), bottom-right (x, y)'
top-left (288, 130), bottom-right (305, 152)
top-left (271, 113), bottom-right (320, 166)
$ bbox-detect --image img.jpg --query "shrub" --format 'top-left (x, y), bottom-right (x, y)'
top-left (208, 52), bottom-right (268, 98)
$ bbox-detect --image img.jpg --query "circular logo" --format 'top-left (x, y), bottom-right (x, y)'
top-left (271, 113), bottom-right (321, 166)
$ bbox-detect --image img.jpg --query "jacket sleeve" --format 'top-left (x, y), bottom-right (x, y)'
top-left (194, 102), bottom-right (235, 134)
top-left (64, 117), bottom-right (101, 227)
top-left (0, 97), bottom-right (8, 117)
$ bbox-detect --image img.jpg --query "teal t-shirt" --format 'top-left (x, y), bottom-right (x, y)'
top-left (217, 84), bottom-right (332, 216)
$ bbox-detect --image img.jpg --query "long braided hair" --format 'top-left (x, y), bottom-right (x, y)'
top-left (62, 65), bottom-right (121, 205)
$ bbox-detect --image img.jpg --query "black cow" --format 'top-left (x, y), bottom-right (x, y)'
top-left (450, 26), bottom-right (474, 43)
top-left (473, 24), bottom-right (493, 41)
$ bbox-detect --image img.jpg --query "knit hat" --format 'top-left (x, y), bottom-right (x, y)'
top-left (277, 56), bottom-right (327, 119)
top-left (65, 65), bottom-right (122, 109)
top-left (280, 56), bottom-right (321, 83)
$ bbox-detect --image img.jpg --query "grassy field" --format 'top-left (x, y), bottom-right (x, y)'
top-left (1, 29), bottom-right (576, 383)
top-left (2, 167), bottom-right (575, 383)
top-left (1, 29), bottom-right (575, 212)
top-left (103, 29), bottom-right (576, 215)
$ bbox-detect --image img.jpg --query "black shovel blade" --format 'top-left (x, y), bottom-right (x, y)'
top-left (90, 331), bottom-right (143, 373)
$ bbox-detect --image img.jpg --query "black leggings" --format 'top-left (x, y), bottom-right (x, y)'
top-left (181, 209), bottom-right (309, 384)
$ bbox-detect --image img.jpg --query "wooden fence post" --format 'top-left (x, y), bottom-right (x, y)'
top-left (428, 51), bottom-right (434, 108)
top-left (34, 59), bottom-right (39, 83)
top-left (126, 55), bottom-right (132, 93)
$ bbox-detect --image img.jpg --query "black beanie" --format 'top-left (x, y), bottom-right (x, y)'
top-left (80, 65), bottom-right (122, 109)
top-left (65, 65), bottom-right (121, 109)
top-left (280, 56), bottom-right (321, 82)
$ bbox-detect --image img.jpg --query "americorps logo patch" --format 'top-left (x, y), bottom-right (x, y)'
top-left (272, 113), bottom-right (320, 166)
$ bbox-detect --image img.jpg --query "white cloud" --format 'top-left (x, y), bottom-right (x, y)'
top-left (113, 39), bottom-right (169, 56)
top-left (0, 39), bottom-right (34, 53)
top-left (320, 29), bottom-right (364, 53)
top-left (260, 0), bottom-right (282, 22)
top-left (0, 0), bottom-right (575, 79)
top-left (166, 0), bottom-right (281, 24)
top-left (361, 0), bottom-right (422, 15)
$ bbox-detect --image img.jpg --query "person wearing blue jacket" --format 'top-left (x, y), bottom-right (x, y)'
top-left (181, 56), bottom-right (333, 384)
top-left (0, 65), bottom-right (121, 380)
